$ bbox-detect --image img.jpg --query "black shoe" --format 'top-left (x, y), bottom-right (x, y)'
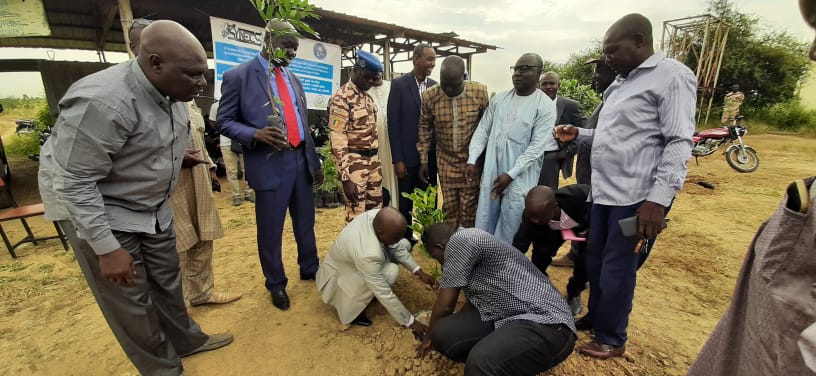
top-left (575, 314), bottom-right (593, 331)
top-left (351, 312), bottom-right (372, 327)
top-left (271, 290), bottom-right (290, 311)
top-left (300, 272), bottom-right (316, 281)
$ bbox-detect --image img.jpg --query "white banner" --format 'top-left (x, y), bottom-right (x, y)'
top-left (210, 16), bottom-right (341, 110)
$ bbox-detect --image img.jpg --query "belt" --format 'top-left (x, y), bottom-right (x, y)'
top-left (348, 148), bottom-right (378, 157)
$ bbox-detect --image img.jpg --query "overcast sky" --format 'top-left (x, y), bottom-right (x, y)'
top-left (0, 0), bottom-right (811, 97)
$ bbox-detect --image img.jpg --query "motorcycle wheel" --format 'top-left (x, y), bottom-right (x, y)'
top-left (725, 146), bottom-right (759, 173)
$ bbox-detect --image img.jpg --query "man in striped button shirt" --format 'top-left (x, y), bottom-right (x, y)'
top-left (556, 13), bottom-right (696, 359)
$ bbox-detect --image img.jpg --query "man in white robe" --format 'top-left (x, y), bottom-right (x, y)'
top-left (466, 53), bottom-right (557, 243)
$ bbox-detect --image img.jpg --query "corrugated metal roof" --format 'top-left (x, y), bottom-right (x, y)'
top-left (0, 0), bottom-right (497, 58)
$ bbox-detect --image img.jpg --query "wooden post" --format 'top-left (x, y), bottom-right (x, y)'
top-left (383, 38), bottom-right (392, 80)
top-left (466, 55), bottom-right (472, 79)
top-left (119, 0), bottom-right (135, 59)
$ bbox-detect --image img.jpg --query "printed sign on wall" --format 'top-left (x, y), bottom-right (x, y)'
top-left (210, 16), bottom-right (341, 110)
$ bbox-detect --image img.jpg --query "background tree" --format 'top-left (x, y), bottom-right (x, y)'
top-left (706, 0), bottom-right (811, 112)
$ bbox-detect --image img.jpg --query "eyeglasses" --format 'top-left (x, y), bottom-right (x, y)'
top-left (129, 18), bottom-right (153, 33)
top-left (510, 65), bottom-right (541, 73)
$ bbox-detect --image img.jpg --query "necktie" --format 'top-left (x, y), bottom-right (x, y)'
top-left (274, 67), bottom-right (301, 147)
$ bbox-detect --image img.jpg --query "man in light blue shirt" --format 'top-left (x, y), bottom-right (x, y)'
top-left (556, 13), bottom-right (696, 359)
top-left (466, 53), bottom-right (558, 244)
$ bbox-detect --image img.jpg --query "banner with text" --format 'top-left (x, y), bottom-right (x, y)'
top-left (210, 16), bottom-right (340, 110)
top-left (0, 0), bottom-right (51, 38)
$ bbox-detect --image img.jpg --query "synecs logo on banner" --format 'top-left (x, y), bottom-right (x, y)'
top-left (210, 16), bottom-right (341, 110)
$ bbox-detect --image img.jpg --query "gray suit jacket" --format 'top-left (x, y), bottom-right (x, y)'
top-left (316, 209), bottom-right (419, 325)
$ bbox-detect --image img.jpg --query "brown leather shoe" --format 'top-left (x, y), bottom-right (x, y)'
top-left (574, 314), bottom-right (593, 331)
top-left (551, 254), bottom-right (574, 267)
top-left (577, 340), bottom-right (625, 360)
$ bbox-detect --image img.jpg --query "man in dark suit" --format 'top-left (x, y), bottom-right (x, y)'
top-left (513, 185), bottom-right (589, 274)
top-left (388, 44), bottom-right (438, 242)
top-left (538, 72), bottom-right (587, 190)
top-left (217, 20), bottom-right (323, 311)
top-left (513, 184), bottom-right (590, 315)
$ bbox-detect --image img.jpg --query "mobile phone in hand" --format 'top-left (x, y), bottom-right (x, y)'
top-left (618, 216), bottom-right (670, 238)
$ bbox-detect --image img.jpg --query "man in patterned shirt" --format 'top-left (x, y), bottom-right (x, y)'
top-left (417, 223), bottom-right (576, 375)
top-left (328, 51), bottom-right (383, 222)
top-left (418, 56), bottom-right (489, 228)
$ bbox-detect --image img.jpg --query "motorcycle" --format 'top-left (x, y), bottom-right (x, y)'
top-left (15, 119), bottom-right (52, 162)
top-left (691, 116), bottom-right (759, 173)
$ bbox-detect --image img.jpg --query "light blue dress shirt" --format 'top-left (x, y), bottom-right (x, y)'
top-left (577, 52), bottom-right (697, 207)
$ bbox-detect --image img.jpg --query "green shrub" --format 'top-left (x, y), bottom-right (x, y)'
top-left (558, 79), bottom-right (602, 114)
top-left (748, 101), bottom-right (816, 132)
top-left (402, 185), bottom-right (444, 253)
top-left (5, 104), bottom-right (52, 158)
top-left (318, 144), bottom-right (339, 192)
top-left (0, 95), bottom-right (45, 112)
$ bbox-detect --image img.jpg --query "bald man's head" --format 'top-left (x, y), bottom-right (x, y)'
top-left (512, 53), bottom-right (544, 95)
top-left (440, 56), bottom-right (466, 97)
top-left (373, 207), bottom-right (408, 245)
top-left (137, 20), bottom-right (207, 102)
top-left (603, 13), bottom-right (654, 77)
top-left (524, 186), bottom-right (560, 225)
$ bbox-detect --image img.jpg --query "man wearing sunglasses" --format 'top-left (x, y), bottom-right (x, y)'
top-left (328, 50), bottom-right (384, 223)
top-left (466, 53), bottom-right (558, 244)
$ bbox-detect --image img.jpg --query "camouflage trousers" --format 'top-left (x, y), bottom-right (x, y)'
top-left (441, 184), bottom-right (479, 228)
top-left (343, 154), bottom-right (383, 223)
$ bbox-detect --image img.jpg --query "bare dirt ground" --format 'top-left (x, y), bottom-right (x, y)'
top-left (0, 129), bottom-right (814, 376)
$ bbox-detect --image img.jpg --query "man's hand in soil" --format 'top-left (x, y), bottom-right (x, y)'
top-left (182, 149), bottom-right (208, 168)
top-left (417, 338), bottom-right (434, 358)
top-left (253, 127), bottom-right (288, 150)
top-left (98, 248), bottom-right (136, 285)
top-left (342, 180), bottom-right (359, 207)
top-left (416, 269), bottom-right (436, 289)
top-left (409, 320), bottom-right (428, 340)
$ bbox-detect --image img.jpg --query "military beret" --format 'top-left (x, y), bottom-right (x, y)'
top-left (356, 50), bottom-right (383, 73)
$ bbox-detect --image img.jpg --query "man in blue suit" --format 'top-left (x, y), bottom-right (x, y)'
top-left (217, 19), bottom-right (323, 311)
top-left (388, 44), bottom-right (438, 242)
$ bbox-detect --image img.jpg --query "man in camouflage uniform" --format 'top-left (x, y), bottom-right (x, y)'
top-left (418, 56), bottom-right (489, 228)
top-left (329, 50), bottom-right (384, 223)
top-left (721, 84), bottom-right (745, 125)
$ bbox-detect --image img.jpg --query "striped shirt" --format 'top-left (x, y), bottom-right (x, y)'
top-left (439, 228), bottom-right (576, 331)
top-left (577, 52), bottom-right (696, 207)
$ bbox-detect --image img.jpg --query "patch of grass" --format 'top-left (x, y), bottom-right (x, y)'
top-left (37, 263), bottom-right (54, 273)
top-left (5, 133), bottom-right (41, 158)
top-left (0, 261), bottom-right (29, 272)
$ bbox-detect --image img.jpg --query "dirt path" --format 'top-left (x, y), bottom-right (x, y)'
top-left (1, 134), bottom-right (814, 376)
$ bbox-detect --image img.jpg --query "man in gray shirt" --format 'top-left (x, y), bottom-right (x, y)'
top-left (38, 21), bottom-right (232, 375)
top-left (556, 13), bottom-right (696, 359)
